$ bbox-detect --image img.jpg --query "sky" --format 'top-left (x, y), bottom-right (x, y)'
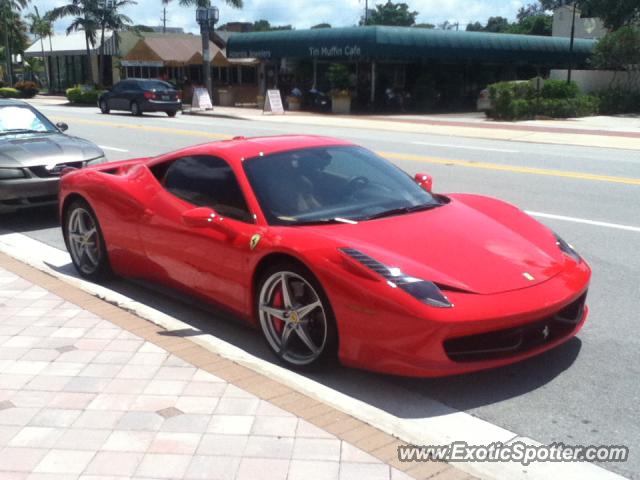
top-left (32, 0), bottom-right (531, 35)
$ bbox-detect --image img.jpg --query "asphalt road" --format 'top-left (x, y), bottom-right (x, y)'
top-left (3, 104), bottom-right (639, 478)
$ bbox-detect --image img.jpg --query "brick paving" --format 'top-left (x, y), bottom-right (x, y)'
top-left (0, 256), bottom-right (476, 480)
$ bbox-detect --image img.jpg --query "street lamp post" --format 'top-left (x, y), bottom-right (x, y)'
top-left (567, 1), bottom-right (577, 84)
top-left (196, 6), bottom-right (219, 99)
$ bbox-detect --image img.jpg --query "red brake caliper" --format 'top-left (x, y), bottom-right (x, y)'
top-left (271, 288), bottom-right (285, 335)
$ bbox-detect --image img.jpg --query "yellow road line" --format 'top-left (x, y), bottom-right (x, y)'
top-left (54, 115), bottom-right (232, 140)
top-left (379, 151), bottom-right (640, 186)
top-left (53, 115), bottom-right (640, 186)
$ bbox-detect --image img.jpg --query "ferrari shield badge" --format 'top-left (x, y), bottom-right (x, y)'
top-left (249, 234), bottom-right (261, 250)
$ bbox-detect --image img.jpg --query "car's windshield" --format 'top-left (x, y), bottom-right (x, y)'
top-left (140, 80), bottom-right (174, 91)
top-left (0, 105), bottom-right (57, 135)
top-left (243, 145), bottom-right (443, 225)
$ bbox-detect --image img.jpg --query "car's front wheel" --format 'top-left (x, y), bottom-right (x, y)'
top-left (64, 200), bottom-right (111, 281)
top-left (167, 110), bottom-right (177, 117)
top-left (256, 263), bottom-right (337, 369)
top-left (99, 99), bottom-right (110, 114)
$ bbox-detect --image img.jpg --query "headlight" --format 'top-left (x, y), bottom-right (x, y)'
top-left (555, 233), bottom-right (581, 263)
top-left (0, 168), bottom-right (25, 180)
top-left (339, 247), bottom-right (453, 308)
top-left (84, 156), bottom-right (107, 167)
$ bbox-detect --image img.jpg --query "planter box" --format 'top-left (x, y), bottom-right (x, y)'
top-left (331, 95), bottom-right (351, 114)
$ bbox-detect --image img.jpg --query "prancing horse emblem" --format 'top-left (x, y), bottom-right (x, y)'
top-left (523, 272), bottom-right (535, 281)
top-left (542, 325), bottom-right (550, 339)
top-left (249, 234), bottom-right (261, 250)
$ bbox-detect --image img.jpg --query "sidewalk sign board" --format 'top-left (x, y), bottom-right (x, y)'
top-left (192, 87), bottom-right (213, 110)
top-left (264, 90), bottom-right (285, 114)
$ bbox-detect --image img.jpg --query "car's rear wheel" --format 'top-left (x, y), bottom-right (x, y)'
top-left (64, 200), bottom-right (111, 281)
top-left (130, 101), bottom-right (142, 116)
top-left (256, 263), bottom-right (337, 369)
top-left (99, 99), bottom-right (110, 114)
top-left (166, 110), bottom-right (177, 117)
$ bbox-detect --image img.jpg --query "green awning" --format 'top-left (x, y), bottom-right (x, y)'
top-left (227, 26), bottom-right (595, 66)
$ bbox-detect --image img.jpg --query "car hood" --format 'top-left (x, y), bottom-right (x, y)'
top-left (303, 194), bottom-right (565, 295)
top-left (0, 133), bottom-right (103, 168)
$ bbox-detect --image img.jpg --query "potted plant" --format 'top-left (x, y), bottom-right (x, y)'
top-left (328, 64), bottom-right (351, 114)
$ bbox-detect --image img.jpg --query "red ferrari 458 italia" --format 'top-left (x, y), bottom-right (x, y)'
top-left (59, 135), bottom-right (591, 377)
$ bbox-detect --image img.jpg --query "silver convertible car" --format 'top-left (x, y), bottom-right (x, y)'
top-left (0, 99), bottom-right (105, 213)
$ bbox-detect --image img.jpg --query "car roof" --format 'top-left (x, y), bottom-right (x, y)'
top-left (151, 135), bottom-right (353, 167)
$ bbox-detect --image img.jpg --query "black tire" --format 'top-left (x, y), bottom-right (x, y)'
top-left (130, 101), bottom-right (142, 116)
top-left (256, 262), bottom-right (338, 370)
top-left (63, 199), bottom-right (112, 281)
top-left (166, 110), bottom-right (177, 117)
top-left (99, 99), bottom-right (110, 114)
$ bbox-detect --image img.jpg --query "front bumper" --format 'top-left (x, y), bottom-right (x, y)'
top-left (0, 177), bottom-right (59, 212)
top-left (322, 258), bottom-right (591, 377)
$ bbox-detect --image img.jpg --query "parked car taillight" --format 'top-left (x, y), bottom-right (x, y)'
top-left (144, 91), bottom-right (156, 100)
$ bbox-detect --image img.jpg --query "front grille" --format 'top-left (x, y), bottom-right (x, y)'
top-left (444, 293), bottom-right (587, 362)
top-left (29, 161), bottom-right (84, 178)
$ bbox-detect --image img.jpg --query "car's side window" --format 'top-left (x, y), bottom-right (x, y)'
top-left (162, 155), bottom-right (253, 223)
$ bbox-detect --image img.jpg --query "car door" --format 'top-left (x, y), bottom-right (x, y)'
top-left (109, 81), bottom-right (127, 110)
top-left (138, 155), bottom-right (259, 313)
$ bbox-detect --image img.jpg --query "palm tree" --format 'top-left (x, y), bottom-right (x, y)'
top-left (96, 0), bottom-right (135, 86)
top-left (50, 0), bottom-right (99, 85)
top-left (0, 0), bottom-right (29, 85)
top-left (25, 6), bottom-right (52, 88)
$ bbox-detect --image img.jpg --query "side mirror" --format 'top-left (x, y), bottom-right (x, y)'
top-left (181, 207), bottom-right (237, 237)
top-left (56, 122), bottom-right (69, 132)
top-left (414, 173), bottom-right (433, 193)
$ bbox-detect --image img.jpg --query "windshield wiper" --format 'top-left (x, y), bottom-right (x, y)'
top-left (0, 129), bottom-right (50, 136)
top-left (361, 203), bottom-right (441, 221)
top-left (281, 217), bottom-right (358, 226)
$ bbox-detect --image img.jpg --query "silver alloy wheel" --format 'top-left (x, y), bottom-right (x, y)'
top-left (100, 100), bottom-right (108, 113)
top-left (131, 102), bottom-right (139, 115)
top-left (67, 207), bottom-right (101, 275)
top-left (258, 271), bottom-right (328, 366)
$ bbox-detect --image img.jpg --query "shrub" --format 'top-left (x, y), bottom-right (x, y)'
top-left (0, 87), bottom-right (20, 98)
top-left (540, 80), bottom-right (580, 100)
top-left (14, 80), bottom-right (39, 98)
top-left (66, 86), bottom-right (105, 104)
top-left (487, 79), bottom-right (599, 120)
top-left (327, 63), bottom-right (351, 93)
top-left (596, 88), bottom-right (640, 114)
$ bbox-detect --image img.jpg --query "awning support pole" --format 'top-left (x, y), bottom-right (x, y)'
top-left (371, 60), bottom-right (376, 106)
top-left (312, 58), bottom-right (317, 89)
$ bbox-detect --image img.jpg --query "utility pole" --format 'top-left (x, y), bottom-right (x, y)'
top-left (364, 0), bottom-right (369, 25)
top-left (196, 6), bottom-right (219, 99)
top-left (567, 1), bottom-right (577, 84)
top-left (161, 7), bottom-right (167, 33)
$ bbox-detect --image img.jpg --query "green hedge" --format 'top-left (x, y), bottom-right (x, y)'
top-left (66, 86), bottom-right (105, 104)
top-left (0, 87), bottom-right (20, 98)
top-left (595, 88), bottom-right (640, 115)
top-left (487, 79), bottom-right (600, 120)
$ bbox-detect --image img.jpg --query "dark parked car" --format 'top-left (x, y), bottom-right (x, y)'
top-left (0, 99), bottom-right (105, 213)
top-left (98, 79), bottom-right (182, 117)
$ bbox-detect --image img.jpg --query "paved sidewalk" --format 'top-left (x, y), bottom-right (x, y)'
top-left (0, 256), bottom-right (475, 480)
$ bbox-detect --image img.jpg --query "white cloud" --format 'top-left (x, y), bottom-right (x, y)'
top-left (28, 0), bottom-right (530, 36)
